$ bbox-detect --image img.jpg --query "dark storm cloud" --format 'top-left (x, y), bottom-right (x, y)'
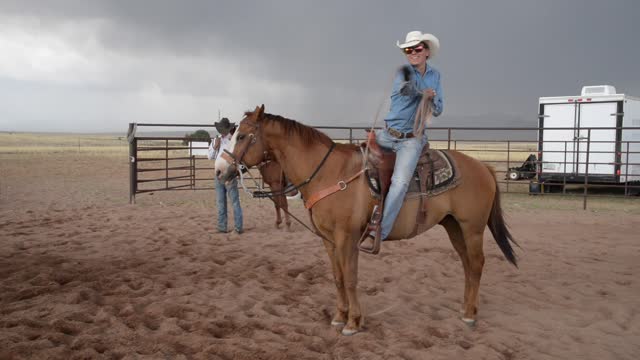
top-left (1, 0), bottom-right (639, 131)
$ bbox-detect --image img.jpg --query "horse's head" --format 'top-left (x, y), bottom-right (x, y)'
top-left (216, 104), bottom-right (268, 182)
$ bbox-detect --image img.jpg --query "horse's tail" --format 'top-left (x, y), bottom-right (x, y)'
top-left (486, 165), bottom-right (519, 267)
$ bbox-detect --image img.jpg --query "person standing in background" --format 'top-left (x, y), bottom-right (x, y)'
top-left (208, 118), bottom-right (243, 234)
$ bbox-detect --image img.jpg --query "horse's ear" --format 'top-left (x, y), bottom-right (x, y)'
top-left (255, 104), bottom-right (265, 122)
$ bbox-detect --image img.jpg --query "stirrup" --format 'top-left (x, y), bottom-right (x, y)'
top-left (359, 205), bottom-right (382, 255)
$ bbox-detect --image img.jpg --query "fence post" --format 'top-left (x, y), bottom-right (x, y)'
top-left (191, 155), bottom-right (195, 190)
top-left (624, 141), bottom-right (630, 195)
top-left (506, 140), bottom-right (511, 192)
top-left (188, 141), bottom-right (194, 190)
top-left (563, 140), bottom-right (568, 194)
top-left (127, 123), bottom-right (137, 204)
top-left (583, 129), bottom-right (591, 210)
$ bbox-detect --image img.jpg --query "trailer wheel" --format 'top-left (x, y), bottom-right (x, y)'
top-left (508, 170), bottom-right (520, 181)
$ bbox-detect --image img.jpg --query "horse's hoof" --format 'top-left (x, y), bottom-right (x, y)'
top-left (330, 320), bottom-right (345, 327)
top-left (461, 317), bottom-right (476, 327)
top-left (341, 327), bottom-right (359, 336)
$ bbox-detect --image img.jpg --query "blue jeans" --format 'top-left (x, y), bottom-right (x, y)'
top-left (215, 178), bottom-right (243, 232)
top-left (375, 129), bottom-right (427, 240)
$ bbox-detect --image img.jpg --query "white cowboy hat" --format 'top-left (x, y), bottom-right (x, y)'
top-left (396, 31), bottom-right (440, 58)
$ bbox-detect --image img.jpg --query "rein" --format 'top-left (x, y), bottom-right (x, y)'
top-left (237, 167), bottom-right (319, 235)
top-left (223, 114), bottom-right (369, 245)
top-left (222, 117), bottom-right (337, 199)
top-left (222, 118), bottom-right (340, 241)
top-left (252, 142), bottom-right (336, 199)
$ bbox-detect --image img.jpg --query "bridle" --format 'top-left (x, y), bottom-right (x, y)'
top-left (220, 118), bottom-right (260, 170)
top-left (219, 116), bottom-right (337, 239)
top-left (221, 116), bottom-right (337, 199)
top-left (218, 113), bottom-right (369, 245)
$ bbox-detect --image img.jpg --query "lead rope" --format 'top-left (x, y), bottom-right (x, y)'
top-left (413, 94), bottom-right (433, 136)
top-left (362, 73), bottom-right (394, 171)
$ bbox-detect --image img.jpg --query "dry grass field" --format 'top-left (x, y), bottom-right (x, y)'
top-left (1, 132), bottom-right (639, 359)
top-left (0, 133), bottom-right (129, 156)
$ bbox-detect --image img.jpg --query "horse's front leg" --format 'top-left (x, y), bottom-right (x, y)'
top-left (334, 231), bottom-right (363, 336)
top-left (322, 238), bottom-right (348, 327)
top-left (273, 201), bottom-right (283, 229)
top-left (280, 194), bottom-right (292, 230)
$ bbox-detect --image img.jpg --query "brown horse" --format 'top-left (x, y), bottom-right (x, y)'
top-left (216, 105), bottom-right (518, 336)
top-left (256, 159), bottom-right (292, 229)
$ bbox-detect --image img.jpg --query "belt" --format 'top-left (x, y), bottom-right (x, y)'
top-left (387, 127), bottom-right (415, 139)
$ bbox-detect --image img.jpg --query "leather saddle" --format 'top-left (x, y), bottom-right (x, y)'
top-left (358, 130), bottom-right (461, 254)
top-left (362, 130), bottom-right (460, 204)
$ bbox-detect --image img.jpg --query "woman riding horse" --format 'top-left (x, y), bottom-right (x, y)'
top-left (362, 30), bottom-right (444, 250)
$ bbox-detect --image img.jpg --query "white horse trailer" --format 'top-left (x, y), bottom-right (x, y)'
top-left (537, 85), bottom-right (640, 189)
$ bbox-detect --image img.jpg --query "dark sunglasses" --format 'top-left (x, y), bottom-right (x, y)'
top-left (403, 45), bottom-right (428, 55)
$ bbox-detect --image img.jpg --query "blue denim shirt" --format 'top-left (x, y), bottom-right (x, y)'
top-left (384, 64), bottom-right (444, 134)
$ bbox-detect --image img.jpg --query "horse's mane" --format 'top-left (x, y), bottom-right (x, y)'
top-left (245, 111), bottom-right (334, 147)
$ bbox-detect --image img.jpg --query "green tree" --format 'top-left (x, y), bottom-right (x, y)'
top-left (183, 129), bottom-right (211, 145)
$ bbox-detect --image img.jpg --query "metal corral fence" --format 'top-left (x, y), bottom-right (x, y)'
top-left (127, 123), bottom-right (640, 208)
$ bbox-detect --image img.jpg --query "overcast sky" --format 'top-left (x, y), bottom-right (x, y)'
top-left (1, 0), bottom-right (639, 133)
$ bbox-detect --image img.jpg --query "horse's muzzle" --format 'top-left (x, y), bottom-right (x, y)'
top-left (217, 165), bottom-right (238, 183)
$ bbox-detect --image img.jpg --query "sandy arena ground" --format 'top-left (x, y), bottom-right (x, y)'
top-left (1, 149), bottom-right (640, 359)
